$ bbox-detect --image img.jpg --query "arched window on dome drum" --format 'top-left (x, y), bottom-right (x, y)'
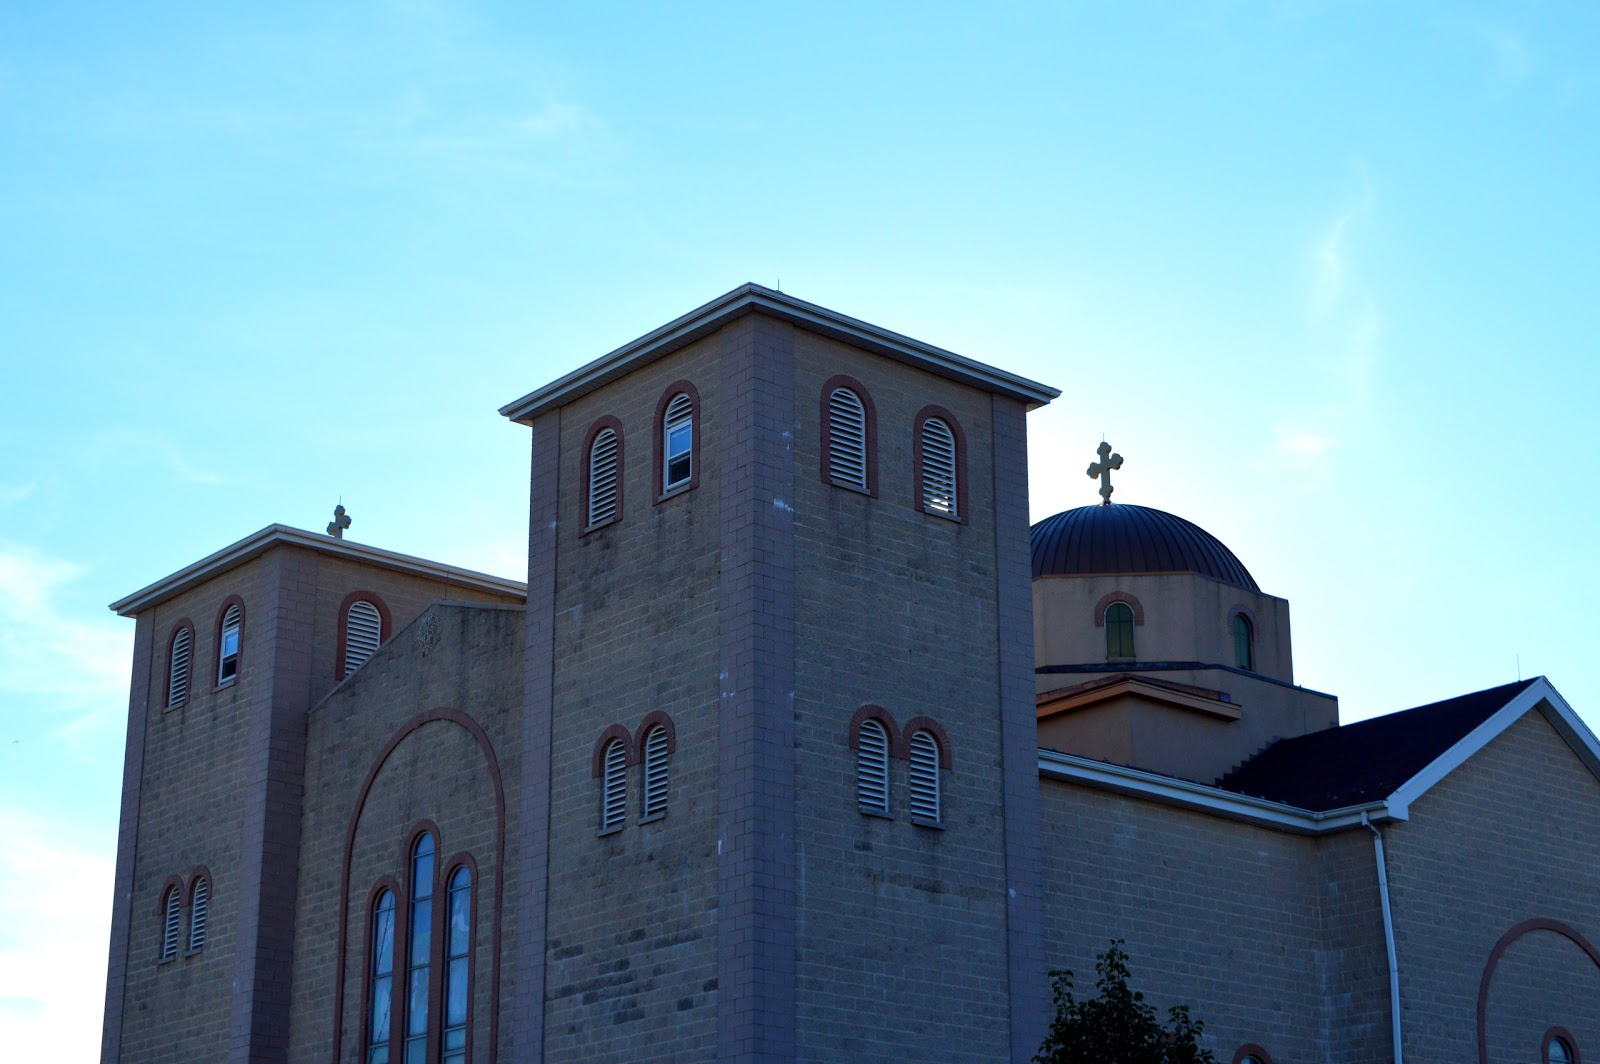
top-left (367, 889), bottom-right (396, 1064)
top-left (1105, 602), bottom-right (1136, 660)
top-left (404, 835), bottom-right (435, 1064)
top-left (1233, 613), bottom-right (1255, 671)
top-left (856, 718), bottom-right (890, 813)
top-left (441, 866), bottom-right (472, 1064)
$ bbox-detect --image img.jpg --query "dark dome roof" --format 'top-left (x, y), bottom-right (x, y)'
top-left (1030, 504), bottom-right (1259, 592)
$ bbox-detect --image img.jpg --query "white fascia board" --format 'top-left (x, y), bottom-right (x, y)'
top-left (109, 525), bottom-right (527, 617)
top-left (1389, 677), bottom-right (1600, 810)
top-left (498, 283), bottom-right (1061, 423)
top-left (1038, 749), bottom-right (1403, 835)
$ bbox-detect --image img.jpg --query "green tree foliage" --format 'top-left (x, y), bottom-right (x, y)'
top-left (1035, 941), bottom-right (1217, 1064)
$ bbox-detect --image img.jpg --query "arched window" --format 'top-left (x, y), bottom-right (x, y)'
top-left (367, 888), bottom-right (396, 1064)
top-left (907, 729), bottom-right (942, 823)
top-left (585, 421), bottom-right (623, 530)
top-left (657, 385), bottom-right (697, 496)
top-left (641, 724), bottom-right (670, 821)
top-left (1232, 1043), bottom-right (1274, 1064)
top-left (1105, 601), bottom-right (1136, 659)
top-left (821, 377), bottom-right (875, 494)
top-left (856, 718), bottom-right (890, 813)
top-left (1546, 1033), bottom-right (1578, 1064)
top-left (601, 737), bottom-right (628, 832)
top-left (404, 834), bottom-right (435, 1064)
top-left (166, 623), bottom-right (194, 709)
top-left (1233, 613), bottom-right (1255, 671)
top-left (217, 601), bottom-right (243, 685)
top-left (343, 599), bottom-right (384, 678)
top-left (914, 407), bottom-right (964, 521)
top-left (188, 875), bottom-right (209, 952)
top-left (161, 884), bottom-right (182, 961)
top-left (442, 865), bottom-right (473, 1064)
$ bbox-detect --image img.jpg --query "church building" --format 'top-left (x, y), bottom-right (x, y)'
top-left (100, 285), bottom-right (1600, 1063)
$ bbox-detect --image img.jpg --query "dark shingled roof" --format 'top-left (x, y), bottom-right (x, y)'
top-left (1217, 679), bottom-right (1541, 810)
top-left (1030, 504), bottom-right (1260, 592)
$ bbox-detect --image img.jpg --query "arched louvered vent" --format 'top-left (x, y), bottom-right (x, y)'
top-left (856, 719), bottom-right (890, 813)
top-left (642, 725), bottom-right (670, 820)
top-left (828, 388), bottom-right (868, 490)
top-left (344, 600), bottom-right (383, 677)
top-left (601, 738), bottom-right (628, 831)
top-left (167, 628), bottom-right (192, 709)
top-left (908, 730), bottom-right (942, 823)
top-left (189, 877), bottom-right (209, 951)
top-left (920, 417), bottom-right (958, 518)
top-left (161, 885), bottom-right (181, 960)
top-left (218, 603), bottom-right (242, 684)
top-left (588, 428), bottom-right (620, 526)
top-left (663, 393), bottom-right (694, 490)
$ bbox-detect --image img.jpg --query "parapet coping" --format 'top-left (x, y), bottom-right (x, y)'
top-left (109, 524), bottom-right (527, 617)
top-left (499, 282), bottom-right (1061, 423)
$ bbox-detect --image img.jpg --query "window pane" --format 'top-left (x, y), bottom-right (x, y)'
top-left (410, 898), bottom-right (431, 959)
top-left (446, 956), bottom-right (469, 1025)
top-left (404, 1038), bottom-right (426, 1064)
top-left (450, 887), bottom-right (470, 950)
top-left (370, 973), bottom-right (392, 1042)
top-left (407, 969), bottom-right (428, 1035)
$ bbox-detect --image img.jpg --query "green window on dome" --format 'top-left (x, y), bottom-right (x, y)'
top-left (1105, 602), bottom-right (1135, 659)
top-left (1233, 614), bottom-right (1255, 671)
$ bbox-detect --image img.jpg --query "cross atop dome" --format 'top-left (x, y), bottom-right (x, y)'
top-left (1087, 441), bottom-right (1123, 505)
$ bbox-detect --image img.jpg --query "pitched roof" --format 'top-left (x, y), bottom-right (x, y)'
top-left (1217, 679), bottom-right (1541, 810)
top-left (498, 283), bottom-right (1060, 422)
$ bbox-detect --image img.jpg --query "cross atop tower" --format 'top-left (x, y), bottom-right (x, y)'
top-left (1087, 441), bottom-right (1123, 505)
top-left (327, 503), bottom-right (352, 539)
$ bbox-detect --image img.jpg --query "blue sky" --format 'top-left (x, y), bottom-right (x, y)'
top-left (3, 3), bottom-right (1597, 1056)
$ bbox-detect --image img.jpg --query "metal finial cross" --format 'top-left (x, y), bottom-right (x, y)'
top-left (327, 503), bottom-right (352, 539)
top-left (1086, 442), bottom-right (1123, 506)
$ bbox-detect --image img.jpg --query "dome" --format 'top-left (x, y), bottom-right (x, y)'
top-left (1030, 504), bottom-right (1260, 592)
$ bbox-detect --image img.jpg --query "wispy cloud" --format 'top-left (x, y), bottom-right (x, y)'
top-left (0, 805), bottom-right (113, 1063)
top-left (1458, 18), bottom-right (1534, 90)
top-left (0, 542), bottom-right (132, 738)
top-left (518, 102), bottom-right (596, 136)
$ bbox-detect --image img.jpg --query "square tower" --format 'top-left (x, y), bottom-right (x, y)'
top-left (501, 285), bottom-right (1058, 1062)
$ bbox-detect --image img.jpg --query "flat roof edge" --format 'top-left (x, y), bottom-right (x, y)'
top-left (108, 524), bottom-right (527, 617)
top-left (499, 283), bottom-right (1061, 423)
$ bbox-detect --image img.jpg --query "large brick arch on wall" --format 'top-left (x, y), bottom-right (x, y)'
top-left (330, 709), bottom-right (506, 1064)
top-left (1477, 918), bottom-right (1600, 1064)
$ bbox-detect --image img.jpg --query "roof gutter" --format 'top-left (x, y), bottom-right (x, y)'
top-left (1038, 749), bottom-right (1406, 835)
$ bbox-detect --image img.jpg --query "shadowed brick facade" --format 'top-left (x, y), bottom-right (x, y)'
top-left (102, 286), bottom-right (1599, 1063)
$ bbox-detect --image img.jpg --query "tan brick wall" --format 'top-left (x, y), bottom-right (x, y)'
top-left (287, 602), bottom-right (524, 1064)
top-left (541, 335), bottom-right (723, 1064)
top-left (789, 330), bottom-right (1014, 1062)
top-left (1385, 710), bottom-right (1600, 1063)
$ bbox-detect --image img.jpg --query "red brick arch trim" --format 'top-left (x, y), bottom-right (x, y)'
top-left (441, 852), bottom-right (479, 1064)
top-left (1546, 1027), bottom-right (1582, 1064)
top-left (1093, 591), bottom-right (1145, 627)
top-left (912, 404), bottom-right (968, 524)
top-left (848, 704), bottom-right (900, 755)
top-left (155, 874), bottom-right (186, 918)
top-left (1477, 918), bottom-right (1600, 1064)
top-left (213, 594), bottom-right (246, 687)
top-left (652, 380), bottom-right (701, 501)
top-left (900, 716), bottom-right (953, 769)
top-left (592, 724), bottom-right (637, 777)
top-left (634, 710), bottom-right (677, 764)
top-left (163, 618), bottom-right (195, 711)
top-left (360, 874), bottom-right (403, 1064)
top-left (1232, 1044), bottom-right (1274, 1064)
top-left (820, 374), bottom-right (879, 497)
top-left (337, 590), bottom-right (393, 680)
top-left (187, 865), bottom-right (213, 893)
top-left (581, 415), bottom-right (625, 534)
top-left (331, 709), bottom-right (505, 1064)
top-left (1227, 604), bottom-right (1258, 630)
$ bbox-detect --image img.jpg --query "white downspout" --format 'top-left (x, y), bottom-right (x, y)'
top-left (1364, 812), bottom-right (1403, 1064)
